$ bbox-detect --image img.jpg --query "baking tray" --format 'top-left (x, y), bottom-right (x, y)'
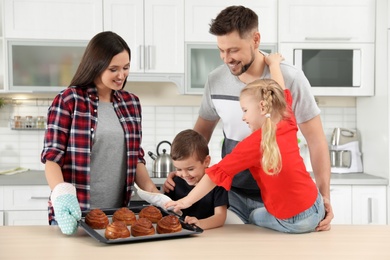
top-left (79, 206), bottom-right (203, 244)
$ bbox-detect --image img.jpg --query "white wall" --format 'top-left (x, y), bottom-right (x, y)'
top-left (356, 0), bottom-right (389, 180)
top-left (0, 82), bottom-right (357, 175)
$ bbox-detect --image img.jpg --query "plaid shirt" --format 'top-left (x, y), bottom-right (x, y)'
top-left (41, 86), bottom-right (145, 222)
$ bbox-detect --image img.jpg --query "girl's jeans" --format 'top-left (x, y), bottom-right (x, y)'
top-left (248, 191), bottom-right (325, 233)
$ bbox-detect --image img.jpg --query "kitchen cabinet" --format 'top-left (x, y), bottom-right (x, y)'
top-left (330, 184), bottom-right (387, 225)
top-left (352, 186), bottom-right (387, 224)
top-left (3, 185), bottom-right (50, 226)
top-left (0, 0), bottom-right (4, 91)
top-left (4, 0), bottom-right (103, 40)
top-left (278, 0), bottom-right (376, 43)
top-left (330, 185), bottom-right (352, 224)
top-left (103, 0), bottom-right (184, 74)
top-left (0, 187), bottom-right (3, 226)
top-left (184, 0), bottom-right (277, 44)
top-left (7, 41), bottom-right (86, 92)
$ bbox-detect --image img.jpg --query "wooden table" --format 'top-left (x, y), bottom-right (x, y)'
top-left (1, 224), bottom-right (389, 259)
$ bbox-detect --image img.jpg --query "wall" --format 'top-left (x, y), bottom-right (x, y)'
top-left (0, 81), bottom-right (357, 175)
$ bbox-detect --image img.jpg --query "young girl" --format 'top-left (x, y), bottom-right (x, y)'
top-left (165, 53), bottom-right (325, 233)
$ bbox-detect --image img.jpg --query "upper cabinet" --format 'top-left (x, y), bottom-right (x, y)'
top-left (104, 0), bottom-right (184, 74)
top-left (278, 0), bottom-right (376, 43)
top-left (4, 0), bottom-right (103, 40)
top-left (185, 0), bottom-right (277, 44)
top-left (1, 0), bottom-right (185, 93)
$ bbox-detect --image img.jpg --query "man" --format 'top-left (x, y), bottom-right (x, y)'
top-left (165, 5), bottom-right (333, 231)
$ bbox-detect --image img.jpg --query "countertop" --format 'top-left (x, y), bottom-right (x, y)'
top-left (0, 170), bottom-right (387, 186)
top-left (0, 224), bottom-right (389, 259)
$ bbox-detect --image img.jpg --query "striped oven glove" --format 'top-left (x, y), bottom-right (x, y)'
top-left (51, 183), bottom-right (81, 235)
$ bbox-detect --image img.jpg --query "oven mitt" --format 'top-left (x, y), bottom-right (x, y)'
top-left (51, 182), bottom-right (81, 235)
top-left (133, 184), bottom-right (182, 214)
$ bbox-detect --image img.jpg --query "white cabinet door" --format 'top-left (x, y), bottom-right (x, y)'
top-left (330, 185), bottom-right (352, 224)
top-left (278, 0), bottom-right (375, 43)
top-left (0, 211), bottom-right (3, 226)
top-left (185, 0), bottom-right (277, 43)
top-left (104, 0), bottom-right (184, 73)
top-left (4, 0), bottom-right (103, 40)
top-left (103, 0), bottom-right (144, 73)
top-left (0, 186), bottom-right (3, 211)
top-left (352, 186), bottom-right (387, 225)
top-left (3, 186), bottom-right (50, 210)
top-left (144, 0), bottom-right (184, 73)
top-left (5, 211), bottom-right (48, 226)
top-left (3, 185), bottom-right (50, 226)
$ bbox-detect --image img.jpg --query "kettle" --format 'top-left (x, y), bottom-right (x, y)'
top-left (148, 140), bottom-right (175, 178)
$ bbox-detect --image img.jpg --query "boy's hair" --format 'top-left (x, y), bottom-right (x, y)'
top-left (240, 79), bottom-right (290, 175)
top-left (171, 129), bottom-right (209, 162)
top-left (209, 5), bottom-right (259, 39)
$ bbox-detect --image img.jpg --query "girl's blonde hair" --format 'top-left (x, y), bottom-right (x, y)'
top-left (240, 79), bottom-right (290, 175)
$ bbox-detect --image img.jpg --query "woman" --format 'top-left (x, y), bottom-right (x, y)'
top-left (41, 31), bottom-right (159, 235)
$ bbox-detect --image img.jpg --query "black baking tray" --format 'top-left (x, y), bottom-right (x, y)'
top-left (79, 206), bottom-right (203, 244)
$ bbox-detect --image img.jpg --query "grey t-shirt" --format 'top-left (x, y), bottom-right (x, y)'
top-left (199, 53), bottom-right (320, 199)
top-left (90, 101), bottom-right (126, 208)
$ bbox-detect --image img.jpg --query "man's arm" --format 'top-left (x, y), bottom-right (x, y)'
top-left (299, 115), bottom-right (334, 231)
top-left (193, 116), bottom-right (219, 143)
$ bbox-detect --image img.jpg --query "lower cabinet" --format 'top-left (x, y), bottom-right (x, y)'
top-left (5, 211), bottom-right (48, 226)
top-left (330, 185), bottom-right (352, 224)
top-left (0, 211), bottom-right (3, 226)
top-left (331, 185), bottom-right (387, 225)
top-left (352, 186), bottom-right (387, 224)
top-left (3, 185), bottom-right (50, 226)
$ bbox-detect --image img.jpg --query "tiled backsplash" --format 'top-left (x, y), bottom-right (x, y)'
top-left (0, 103), bottom-right (356, 173)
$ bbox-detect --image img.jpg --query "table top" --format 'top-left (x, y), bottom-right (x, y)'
top-left (1, 224), bottom-right (389, 259)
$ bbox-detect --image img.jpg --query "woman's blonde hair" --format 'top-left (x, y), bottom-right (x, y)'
top-left (240, 79), bottom-right (290, 175)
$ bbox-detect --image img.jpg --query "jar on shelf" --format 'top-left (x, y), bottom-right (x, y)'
top-left (13, 116), bottom-right (22, 129)
top-left (24, 116), bottom-right (35, 129)
top-left (36, 116), bottom-right (46, 129)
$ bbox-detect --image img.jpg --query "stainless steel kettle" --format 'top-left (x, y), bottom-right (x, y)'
top-left (148, 140), bottom-right (175, 178)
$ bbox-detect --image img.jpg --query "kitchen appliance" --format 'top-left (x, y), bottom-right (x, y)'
top-left (185, 43), bottom-right (277, 94)
top-left (329, 128), bottom-right (363, 173)
top-left (279, 43), bottom-right (374, 96)
top-left (148, 140), bottom-right (175, 178)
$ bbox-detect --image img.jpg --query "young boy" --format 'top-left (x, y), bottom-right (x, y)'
top-left (167, 129), bottom-right (228, 230)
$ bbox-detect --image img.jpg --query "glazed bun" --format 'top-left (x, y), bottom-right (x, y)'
top-left (112, 207), bottom-right (136, 226)
top-left (105, 221), bottom-right (130, 239)
top-left (139, 205), bottom-right (163, 223)
top-left (85, 208), bottom-right (109, 229)
top-left (131, 218), bottom-right (156, 237)
top-left (156, 215), bottom-right (182, 234)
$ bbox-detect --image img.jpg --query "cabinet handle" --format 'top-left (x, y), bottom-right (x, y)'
top-left (367, 198), bottom-right (373, 224)
top-left (139, 45), bottom-right (144, 70)
top-left (305, 37), bottom-right (352, 41)
top-left (30, 196), bottom-right (48, 200)
top-left (147, 45), bottom-right (152, 70)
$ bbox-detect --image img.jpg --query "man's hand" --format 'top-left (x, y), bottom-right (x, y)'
top-left (163, 171), bottom-right (177, 193)
top-left (316, 197), bottom-right (333, 231)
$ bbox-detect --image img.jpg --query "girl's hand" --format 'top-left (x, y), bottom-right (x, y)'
top-left (165, 198), bottom-right (192, 212)
top-left (265, 53), bottom-right (284, 66)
